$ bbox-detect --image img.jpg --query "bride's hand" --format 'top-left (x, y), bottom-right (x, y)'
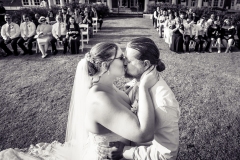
top-left (140, 66), bottom-right (159, 89)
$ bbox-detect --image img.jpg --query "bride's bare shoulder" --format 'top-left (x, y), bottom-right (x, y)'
top-left (87, 85), bottom-right (115, 104)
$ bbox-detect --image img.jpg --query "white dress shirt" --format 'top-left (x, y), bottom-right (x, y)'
top-left (1, 22), bottom-right (20, 40)
top-left (20, 21), bottom-right (36, 38)
top-left (183, 22), bottom-right (192, 36)
top-left (126, 76), bottom-right (180, 160)
top-left (52, 22), bottom-right (67, 39)
top-left (195, 24), bottom-right (205, 36)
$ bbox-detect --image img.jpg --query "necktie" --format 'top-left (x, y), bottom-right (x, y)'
top-left (7, 24), bottom-right (11, 37)
top-left (58, 23), bottom-right (61, 37)
top-left (25, 22), bottom-right (29, 37)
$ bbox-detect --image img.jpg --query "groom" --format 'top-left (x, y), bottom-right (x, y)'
top-left (98, 37), bottom-right (180, 160)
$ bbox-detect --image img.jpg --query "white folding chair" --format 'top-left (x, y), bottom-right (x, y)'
top-left (79, 24), bottom-right (89, 44)
top-left (92, 17), bottom-right (98, 34)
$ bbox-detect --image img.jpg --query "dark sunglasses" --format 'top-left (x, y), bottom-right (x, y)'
top-left (5, 18), bottom-right (10, 20)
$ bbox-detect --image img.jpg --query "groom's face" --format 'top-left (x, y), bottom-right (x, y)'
top-left (124, 47), bottom-right (145, 79)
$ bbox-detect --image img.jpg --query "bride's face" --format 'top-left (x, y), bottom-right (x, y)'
top-left (108, 46), bottom-right (125, 77)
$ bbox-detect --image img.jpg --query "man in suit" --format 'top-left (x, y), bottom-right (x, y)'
top-left (17, 14), bottom-right (36, 55)
top-left (0, 14), bottom-right (20, 56)
top-left (50, 14), bottom-right (68, 55)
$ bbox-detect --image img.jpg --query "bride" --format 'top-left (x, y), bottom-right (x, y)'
top-left (0, 42), bottom-right (158, 160)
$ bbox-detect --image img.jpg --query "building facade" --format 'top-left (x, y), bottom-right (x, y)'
top-left (2, 0), bottom-right (240, 11)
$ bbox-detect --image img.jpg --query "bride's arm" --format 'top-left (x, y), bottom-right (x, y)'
top-left (88, 74), bottom-right (157, 143)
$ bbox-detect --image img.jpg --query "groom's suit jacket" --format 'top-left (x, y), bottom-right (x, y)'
top-left (128, 76), bottom-right (180, 160)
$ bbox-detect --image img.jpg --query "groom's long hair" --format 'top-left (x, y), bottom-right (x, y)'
top-left (127, 37), bottom-right (165, 72)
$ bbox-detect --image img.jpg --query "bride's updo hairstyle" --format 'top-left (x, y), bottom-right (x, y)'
top-left (127, 37), bottom-right (165, 72)
top-left (85, 42), bottom-right (118, 77)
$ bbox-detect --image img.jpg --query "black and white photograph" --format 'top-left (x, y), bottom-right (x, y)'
top-left (0, 0), bottom-right (239, 159)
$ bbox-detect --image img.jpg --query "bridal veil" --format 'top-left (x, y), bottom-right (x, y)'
top-left (65, 58), bottom-right (91, 159)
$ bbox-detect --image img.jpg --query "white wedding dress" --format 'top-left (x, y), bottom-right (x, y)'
top-left (0, 59), bottom-right (129, 160)
top-left (0, 132), bottom-right (128, 160)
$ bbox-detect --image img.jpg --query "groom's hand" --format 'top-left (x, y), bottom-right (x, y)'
top-left (98, 141), bottom-right (125, 160)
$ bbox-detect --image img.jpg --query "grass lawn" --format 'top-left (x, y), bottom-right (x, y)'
top-left (0, 17), bottom-right (239, 159)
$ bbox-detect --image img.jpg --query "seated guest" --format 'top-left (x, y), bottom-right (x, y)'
top-left (82, 7), bottom-right (93, 37)
top-left (90, 6), bottom-right (103, 30)
top-left (0, 14), bottom-right (20, 56)
top-left (32, 13), bottom-right (40, 28)
top-left (221, 19), bottom-right (236, 53)
top-left (36, 16), bottom-right (52, 58)
top-left (73, 8), bottom-right (83, 25)
top-left (207, 20), bottom-right (222, 53)
top-left (164, 13), bottom-right (176, 46)
top-left (66, 17), bottom-right (80, 54)
top-left (194, 17), bottom-right (206, 53)
top-left (158, 10), bottom-right (167, 38)
top-left (183, 17), bottom-right (194, 53)
top-left (17, 14), bottom-right (36, 55)
top-left (46, 10), bottom-right (56, 25)
top-left (170, 17), bottom-right (184, 53)
top-left (50, 14), bottom-right (68, 55)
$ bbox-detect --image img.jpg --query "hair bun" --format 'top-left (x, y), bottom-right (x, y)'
top-left (156, 60), bottom-right (165, 72)
top-left (87, 61), bottom-right (98, 76)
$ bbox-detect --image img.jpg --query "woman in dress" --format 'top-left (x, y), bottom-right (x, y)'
top-left (164, 13), bottom-right (176, 46)
top-left (170, 17), bottom-right (184, 53)
top-left (66, 17), bottom-right (80, 54)
top-left (207, 20), bottom-right (222, 53)
top-left (36, 16), bottom-right (52, 58)
top-left (0, 42), bottom-right (158, 160)
top-left (221, 19), bottom-right (236, 53)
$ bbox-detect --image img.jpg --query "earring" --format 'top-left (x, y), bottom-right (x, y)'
top-left (107, 70), bottom-right (110, 75)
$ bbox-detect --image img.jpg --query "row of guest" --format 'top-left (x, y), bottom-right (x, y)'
top-left (153, 7), bottom-right (200, 29)
top-left (0, 14), bottom-right (84, 58)
top-left (155, 10), bottom-right (237, 54)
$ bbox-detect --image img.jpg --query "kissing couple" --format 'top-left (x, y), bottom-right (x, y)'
top-left (0, 37), bottom-right (180, 160)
